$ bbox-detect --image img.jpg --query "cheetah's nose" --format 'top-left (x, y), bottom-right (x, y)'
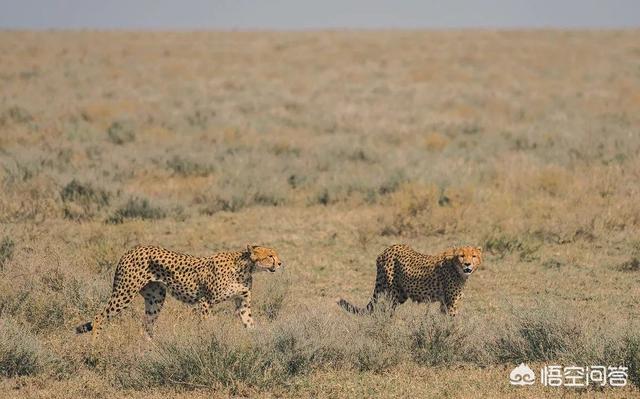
top-left (464, 262), bottom-right (471, 267)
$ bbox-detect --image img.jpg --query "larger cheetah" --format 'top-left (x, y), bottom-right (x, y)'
top-left (338, 244), bottom-right (482, 316)
top-left (76, 245), bottom-right (283, 338)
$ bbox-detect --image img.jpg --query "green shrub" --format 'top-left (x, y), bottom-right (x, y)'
top-left (106, 197), bottom-right (166, 224)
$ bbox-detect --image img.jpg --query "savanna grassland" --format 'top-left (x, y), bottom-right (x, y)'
top-left (1, 30), bottom-right (640, 398)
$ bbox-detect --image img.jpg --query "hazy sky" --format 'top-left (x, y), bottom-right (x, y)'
top-left (0, 0), bottom-right (639, 29)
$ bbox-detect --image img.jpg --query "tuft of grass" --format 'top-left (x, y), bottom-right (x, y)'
top-left (621, 336), bottom-right (640, 387)
top-left (60, 179), bottom-right (111, 221)
top-left (258, 273), bottom-right (290, 321)
top-left (617, 258), bottom-right (640, 272)
top-left (0, 318), bottom-right (47, 377)
top-left (201, 191), bottom-right (287, 215)
top-left (489, 308), bottom-right (581, 363)
top-left (166, 156), bottom-right (214, 177)
top-left (567, 326), bottom-right (640, 387)
top-left (120, 308), bottom-right (408, 391)
top-left (0, 268), bottom-right (108, 334)
top-left (185, 109), bottom-right (215, 129)
top-left (106, 121), bottom-right (135, 145)
top-left (0, 105), bottom-right (33, 125)
top-left (122, 329), bottom-right (279, 391)
top-left (542, 258), bottom-right (563, 269)
top-left (106, 197), bottom-right (166, 224)
top-left (409, 311), bottom-right (483, 366)
top-left (0, 236), bottom-right (15, 270)
top-left (483, 233), bottom-right (541, 261)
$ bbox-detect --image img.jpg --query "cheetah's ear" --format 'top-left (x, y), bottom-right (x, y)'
top-left (247, 244), bottom-right (259, 262)
top-left (476, 246), bottom-right (483, 253)
top-left (444, 248), bottom-right (456, 260)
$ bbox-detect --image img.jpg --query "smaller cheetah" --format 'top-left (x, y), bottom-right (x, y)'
top-left (338, 244), bottom-right (482, 316)
top-left (76, 245), bottom-right (283, 338)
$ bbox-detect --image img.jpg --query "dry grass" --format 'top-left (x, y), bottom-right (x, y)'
top-left (1, 30), bottom-right (639, 398)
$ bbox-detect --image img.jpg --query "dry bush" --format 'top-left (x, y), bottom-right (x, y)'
top-left (0, 318), bottom-right (48, 377)
top-left (166, 156), bottom-right (214, 177)
top-left (118, 308), bottom-right (408, 391)
top-left (408, 309), bottom-right (486, 366)
top-left (489, 307), bottom-right (583, 363)
top-left (0, 236), bottom-right (15, 270)
top-left (257, 271), bottom-right (291, 321)
top-left (483, 232), bottom-right (542, 261)
top-left (106, 121), bottom-right (135, 145)
top-left (106, 197), bottom-right (167, 224)
top-left (108, 303), bottom-right (640, 392)
top-left (0, 268), bottom-right (107, 333)
top-left (60, 180), bottom-right (111, 221)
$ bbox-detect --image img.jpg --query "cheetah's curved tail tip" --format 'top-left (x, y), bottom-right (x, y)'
top-left (75, 322), bottom-right (93, 334)
top-left (337, 298), bottom-right (370, 315)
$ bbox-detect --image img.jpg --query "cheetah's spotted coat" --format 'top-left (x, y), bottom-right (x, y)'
top-left (76, 245), bottom-right (282, 338)
top-left (339, 244), bottom-right (482, 316)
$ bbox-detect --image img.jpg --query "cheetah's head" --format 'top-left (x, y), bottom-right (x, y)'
top-left (247, 245), bottom-right (283, 273)
top-left (450, 246), bottom-right (482, 278)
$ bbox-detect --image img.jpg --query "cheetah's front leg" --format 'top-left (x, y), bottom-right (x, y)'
top-left (440, 292), bottom-right (463, 316)
top-left (197, 298), bottom-right (211, 320)
top-left (234, 291), bottom-right (254, 328)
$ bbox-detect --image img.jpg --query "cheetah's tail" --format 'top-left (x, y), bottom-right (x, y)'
top-left (75, 321), bottom-right (93, 334)
top-left (337, 298), bottom-right (373, 315)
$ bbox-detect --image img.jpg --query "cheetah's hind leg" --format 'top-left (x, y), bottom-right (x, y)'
top-left (75, 281), bottom-right (139, 339)
top-left (140, 282), bottom-right (167, 339)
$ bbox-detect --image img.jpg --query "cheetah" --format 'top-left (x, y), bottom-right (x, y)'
top-left (338, 244), bottom-right (482, 316)
top-left (76, 244), bottom-right (283, 338)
